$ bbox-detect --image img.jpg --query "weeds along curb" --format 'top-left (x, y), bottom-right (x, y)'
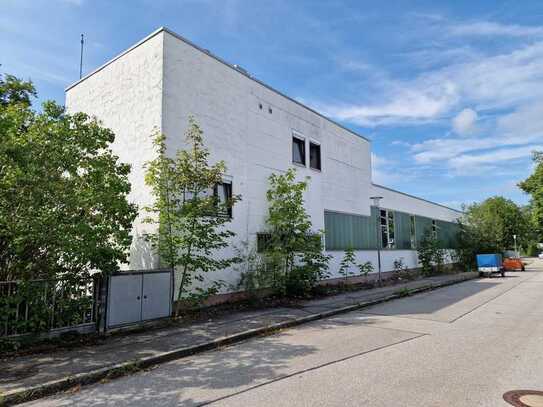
top-left (0, 273), bottom-right (477, 406)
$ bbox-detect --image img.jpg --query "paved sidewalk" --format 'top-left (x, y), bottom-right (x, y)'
top-left (0, 272), bottom-right (476, 405)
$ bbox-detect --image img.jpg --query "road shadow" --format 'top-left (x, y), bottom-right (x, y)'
top-left (35, 334), bottom-right (319, 407)
top-left (358, 279), bottom-right (501, 319)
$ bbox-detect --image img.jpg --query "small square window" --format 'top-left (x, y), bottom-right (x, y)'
top-left (292, 136), bottom-right (305, 166)
top-left (309, 142), bottom-right (321, 170)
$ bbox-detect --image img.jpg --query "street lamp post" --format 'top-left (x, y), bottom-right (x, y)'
top-left (513, 234), bottom-right (518, 257)
top-left (370, 196), bottom-right (383, 286)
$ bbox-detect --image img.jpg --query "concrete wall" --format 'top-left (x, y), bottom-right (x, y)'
top-left (64, 27), bottom-right (462, 296)
top-left (65, 32), bottom-right (165, 270)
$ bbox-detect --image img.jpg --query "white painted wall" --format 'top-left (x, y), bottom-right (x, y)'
top-left (161, 30), bottom-right (373, 292)
top-left (65, 32), bottom-right (165, 270)
top-left (65, 27), bottom-right (462, 295)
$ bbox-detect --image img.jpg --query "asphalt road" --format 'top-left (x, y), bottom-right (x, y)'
top-left (24, 260), bottom-right (543, 407)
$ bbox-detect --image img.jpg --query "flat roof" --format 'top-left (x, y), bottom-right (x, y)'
top-left (65, 27), bottom-right (370, 143)
top-left (372, 183), bottom-right (464, 214)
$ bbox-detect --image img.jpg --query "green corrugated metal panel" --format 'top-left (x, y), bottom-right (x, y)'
top-left (324, 210), bottom-right (378, 250)
top-left (369, 206), bottom-right (380, 249)
top-left (394, 211), bottom-right (412, 249)
top-left (437, 220), bottom-right (448, 248)
top-left (415, 215), bottom-right (433, 243)
top-left (325, 210), bottom-right (459, 251)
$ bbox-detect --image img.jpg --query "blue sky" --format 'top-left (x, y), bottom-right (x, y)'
top-left (2, 0), bottom-right (542, 209)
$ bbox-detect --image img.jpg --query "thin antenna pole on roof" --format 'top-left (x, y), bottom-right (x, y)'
top-left (79, 34), bottom-right (84, 79)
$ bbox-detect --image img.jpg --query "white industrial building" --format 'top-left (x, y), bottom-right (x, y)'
top-left (66, 27), bottom-right (462, 298)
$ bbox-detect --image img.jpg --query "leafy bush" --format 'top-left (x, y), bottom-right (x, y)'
top-left (260, 169), bottom-right (331, 298)
top-left (143, 118), bottom-right (241, 313)
top-left (338, 248), bottom-right (357, 281)
top-left (358, 261), bottom-right (374, 278)
top-left (417, 231), bottom-right (445, 276)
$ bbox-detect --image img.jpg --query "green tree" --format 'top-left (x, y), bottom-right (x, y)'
top-left (454, 196), bottom-right (532, 269)
top-left (519, 151), bottom-right (543, 243)
top-left (417, 230), bottom-right (445, 276)
top-left (462, 197), bottom-right (529, 252)
top-left (144, 118), bottom-right (240, 312)
top-left (338, 247), bottom-right (356, 282)
top-left (0, 73), bottom-right (137, 281)
top-left (0, 73), bottom-right (36, 107)
top-left (263, 168), bottom-right (330, 297)
top-left (357, 261), bottom-right (374, 278)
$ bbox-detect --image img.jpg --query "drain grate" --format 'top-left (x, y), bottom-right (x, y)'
top-left (504, 390), bottom-right (543, 407)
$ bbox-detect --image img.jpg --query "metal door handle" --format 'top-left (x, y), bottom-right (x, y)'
top-left (137, 296), bottom-right (140, 300)
top-left (143, 295), bottom-right (147, 299)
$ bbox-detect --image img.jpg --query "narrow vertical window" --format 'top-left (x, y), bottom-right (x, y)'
top-left (380, 209), bottom-right (395, 248)
top-left (309, 142), bottom-right (321, 170)
top-left (214, 181), bottom-right (233, 218)
top-left (387, 211), bottom-right (395, 248)
top-left (380, 209), bottom-right (388, 248)
top-left (410, 215), bottom-right (416, 249)
top-left (292, 136), bottom-right (305, 166)
top-left (432, 219), bottom-right (437, 238)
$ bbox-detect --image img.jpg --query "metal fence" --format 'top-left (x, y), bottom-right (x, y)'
top-left (0, 276), bottom-right (100, 338)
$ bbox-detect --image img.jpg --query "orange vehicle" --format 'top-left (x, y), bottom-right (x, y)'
top-left (503, 257), bottom-right (525, 271)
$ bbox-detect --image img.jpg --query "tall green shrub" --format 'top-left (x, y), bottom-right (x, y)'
top-left (417, 230), bottom-right (445, 276)
top-left (262, 168), bottom-right (330, 297)
top-left (144, 118), bottom-right (240, 312)
top-left (338, 248), bottom-right (357, 282)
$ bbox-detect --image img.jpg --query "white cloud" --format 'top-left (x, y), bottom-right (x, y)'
top-left (311, 16), bottom-right (543, 182)
top-left (452, 108), bottom-right (477, 135)
top-left (371, 153), bottom-right (399, 184)
top-left (337, 59), bottom-right (372, 72)
top-left (448, 145), bottom-right (543, 173)
top-left (412, 102), bottom-right (543, 166)
top-left (371, 152), bottom-right (392, 168)
top-left (60, 0), bottom-right (84, 5)
top-left (412, 137), bottom-right (494, 164)
top-left (317, 30), bottom-right (543, 127)
top-left (448, 21), bottom-right (543, 37)
top-left (323, 80), bottom-right (458, 126)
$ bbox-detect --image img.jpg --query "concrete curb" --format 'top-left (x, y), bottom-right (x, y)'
top-left (0, 273), bottom-right (476, 406)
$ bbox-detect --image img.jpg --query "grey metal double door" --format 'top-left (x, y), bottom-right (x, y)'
top-left (107, 270), bottom-right (172, 328)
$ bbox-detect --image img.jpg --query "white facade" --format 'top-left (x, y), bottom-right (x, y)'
top-left (66, 27), bottom-right (462, 293)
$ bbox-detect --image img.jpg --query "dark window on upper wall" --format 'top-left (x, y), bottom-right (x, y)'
top-left (214, 181), bottom-right (233, 218)
top-left (292, 136), bottom-right (305, 166)
top-left (432, 219), bottom-right (437, 238)
top-left (309, 142), bottom-right (321, 170)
